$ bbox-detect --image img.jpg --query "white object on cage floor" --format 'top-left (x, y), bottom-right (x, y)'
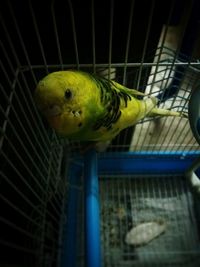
top-left (125, 220), bottom-right (166, 246)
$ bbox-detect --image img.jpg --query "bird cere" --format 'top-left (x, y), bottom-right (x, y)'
top-left (34, 70), bottom-right (187, 142)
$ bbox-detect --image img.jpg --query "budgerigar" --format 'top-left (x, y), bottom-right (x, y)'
top-left (34, 70), bottom-right (186, 142)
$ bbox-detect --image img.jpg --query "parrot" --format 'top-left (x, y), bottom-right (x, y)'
top-left (34, 70), bottom-right (187, 142)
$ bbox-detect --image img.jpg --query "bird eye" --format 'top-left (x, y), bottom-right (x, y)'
top-left (64, 89), bottom-right (72, 99)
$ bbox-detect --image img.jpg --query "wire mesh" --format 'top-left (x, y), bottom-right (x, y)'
top-left (1, 0), bottom-right (200, 266)
top-left (0, 71), bottom-right (68, 264)
top-left (100, 174), bottom-right (200, 267)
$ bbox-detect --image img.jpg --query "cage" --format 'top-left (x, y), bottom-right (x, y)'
top-left (1, 0), bottom-right (200, 267)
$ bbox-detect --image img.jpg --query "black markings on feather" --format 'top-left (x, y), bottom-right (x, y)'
top-left (90, 74), bottom-right (129, 131)
top-left (113, 110), bottom-right (122, 123)
top-left (100, 86), bottom-right (104, 103)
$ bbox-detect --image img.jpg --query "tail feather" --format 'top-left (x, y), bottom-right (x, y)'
top-left (149, 107), bottom-right (188, 118)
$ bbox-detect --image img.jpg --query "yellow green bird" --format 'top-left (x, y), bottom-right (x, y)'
top-left (34, 70), bottom-right (186, 142)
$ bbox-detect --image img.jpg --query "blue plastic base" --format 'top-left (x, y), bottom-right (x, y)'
top-left (61, 151), bottom-right (200, 267)
top-left (98, 151), bottom-right (200, 175)
top-left (84, 149), bottom-right (101, 267)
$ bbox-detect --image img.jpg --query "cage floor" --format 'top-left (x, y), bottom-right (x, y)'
top-left (99, 175), bottom-right (200, 267)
